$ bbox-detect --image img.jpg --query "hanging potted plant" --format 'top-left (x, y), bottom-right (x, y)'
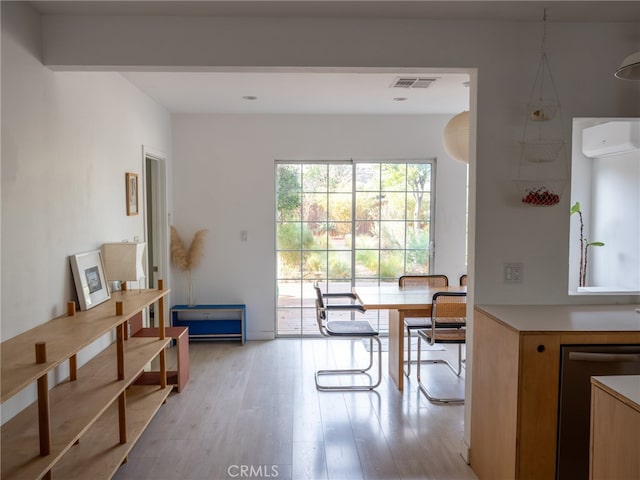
top-left (170, 226), bottom-right (208, 306)
top-left (570, 202), bottom-right (604, 287)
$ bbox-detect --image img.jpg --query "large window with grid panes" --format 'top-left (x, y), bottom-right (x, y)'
top-left (276, 159), bottom-right (436, 336)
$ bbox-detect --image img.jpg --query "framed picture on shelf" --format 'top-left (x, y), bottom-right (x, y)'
top-left (126, 172), bottom-right (139, 216)
top-left (69, 250), bottom-right (111, 310)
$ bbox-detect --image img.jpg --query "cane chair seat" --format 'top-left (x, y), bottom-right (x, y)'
top-left (416, 291), bottom-right (467, 404)
top-left (398, 274), bottom-right (450, 377)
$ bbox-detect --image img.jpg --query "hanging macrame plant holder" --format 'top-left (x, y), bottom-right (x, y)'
top-left (516, 9), bottom-right (569, 207)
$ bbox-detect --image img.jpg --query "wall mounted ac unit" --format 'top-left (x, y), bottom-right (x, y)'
top-left (582, 120), bottom-right (640, 158)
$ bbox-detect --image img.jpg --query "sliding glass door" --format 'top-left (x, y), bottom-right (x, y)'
top-left (276, 159), bottom-right (435, 336)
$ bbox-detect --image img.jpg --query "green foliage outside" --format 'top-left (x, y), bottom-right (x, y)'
top-left (328, 254), bottom-right (351, 279)
top-left (303, 251), bottom-right (326, 278)
top-left (355, 249), bottom-right (378, 274)
top-left (277, 223), bottom-right (314, 274)
top-left (276, 162), bottom-right (432, 281)
top-left (380, 252), bottom-right (404, 279)
top-left (354, 249), bottom-right (405, 279)
top-left (277, 166), bottom-right (301, 221)
top-left (406, 227), bottom-right (430, 271)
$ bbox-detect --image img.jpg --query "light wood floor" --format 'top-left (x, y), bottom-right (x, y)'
top-left (114, 339), bottom-right (478, 480)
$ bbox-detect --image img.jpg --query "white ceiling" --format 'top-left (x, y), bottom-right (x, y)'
top-left (121, 70), bottom-right (471, 115)
top-left (31, 1), bottom-right (639, 115)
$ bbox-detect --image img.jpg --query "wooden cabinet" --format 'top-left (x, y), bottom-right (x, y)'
top-left (133, 326), bottom-right (190, 392)
top-left (590, 376), bottom-right (640, 480)
top-left (470, 305), bottom-right (640, 480)
top-left (469, 310), bottom-right (551, 479)
top-left (1, 284), bottom-right (171, 479)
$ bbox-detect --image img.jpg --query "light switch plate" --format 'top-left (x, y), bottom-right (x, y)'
top-left (504, 262), bottom-right (523, 283)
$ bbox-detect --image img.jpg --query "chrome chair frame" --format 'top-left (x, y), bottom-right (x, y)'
top-left (416, 291), bottom-right (467, 404)
top-left (313, 283), bottom-right (382, 391)
top-left (398, 274), bottom-right (449, 377)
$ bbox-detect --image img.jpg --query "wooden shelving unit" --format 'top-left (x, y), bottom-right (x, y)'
top-left (1, 283), bottom-right (171, 480)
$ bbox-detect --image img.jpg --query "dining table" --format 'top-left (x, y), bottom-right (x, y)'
top-left (352, 284), bottom-right (466, 391)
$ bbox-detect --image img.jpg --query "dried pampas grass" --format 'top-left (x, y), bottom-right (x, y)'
top-left (170, 226), bottom-right (208, 271)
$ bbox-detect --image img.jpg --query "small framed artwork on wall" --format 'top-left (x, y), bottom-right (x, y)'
top-left (126, 172), bottom-right (139, 216)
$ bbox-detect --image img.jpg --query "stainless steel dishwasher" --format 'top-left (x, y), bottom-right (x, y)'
top-left (556, 344), bottom-right (640, 479)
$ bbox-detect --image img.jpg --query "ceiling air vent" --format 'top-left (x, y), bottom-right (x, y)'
top-left (391, 77), bottom-right (437, 89)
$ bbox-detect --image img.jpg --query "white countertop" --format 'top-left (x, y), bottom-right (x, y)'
top-left (475, 304), bottom-right (640, 333)
top-left (592, 375), bottom-right (640, 411)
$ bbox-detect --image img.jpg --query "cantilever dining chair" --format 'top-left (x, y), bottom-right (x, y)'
top-left (398, 274), bottom-right (449, 377)
top-left (458, 274), bottom-right (468, 364)
top-left (416, 291), bottom-right (467, 403)
top-left (313, 282), bottom-right (382, 391)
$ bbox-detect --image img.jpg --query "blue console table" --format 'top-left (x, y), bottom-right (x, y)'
top-left (171, 304), bottom-right (246, 345)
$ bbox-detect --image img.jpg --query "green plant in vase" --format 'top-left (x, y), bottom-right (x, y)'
top-left (570, 202), bottom-right (604, 287)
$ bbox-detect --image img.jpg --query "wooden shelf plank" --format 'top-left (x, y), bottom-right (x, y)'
top-left (134, 370), bottom-right (180, 388)
top-left (1, 289), bottom-right (170, 403)
top-left (51, 385), bottom-right (172, 480)
top-left (1, 336), bottom-right (170, 480)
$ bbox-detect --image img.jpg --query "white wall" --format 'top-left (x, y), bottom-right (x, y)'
top-left (592, 150), bottom-right (640, 290)
top-left (172, 114), bottom-right (468, 339)
top-left (39, 14), bottom-right (640, 307)
top-left (1, 2), bottom-right (172, 421)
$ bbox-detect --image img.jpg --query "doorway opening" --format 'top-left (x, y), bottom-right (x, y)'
top-left (143, 146), bottom-right (169, 326)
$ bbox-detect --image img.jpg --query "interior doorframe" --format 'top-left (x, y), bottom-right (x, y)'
top-left (142, 145), bottom-right (170, 325)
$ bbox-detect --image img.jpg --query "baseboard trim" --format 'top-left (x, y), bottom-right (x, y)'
top-left (246, 332), bottom-right (275, 341)
top-left (460, 439), bottom-right (471, 464)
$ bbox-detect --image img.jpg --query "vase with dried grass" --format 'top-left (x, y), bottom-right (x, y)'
top-left (170, 226), bottom-right (208, 306)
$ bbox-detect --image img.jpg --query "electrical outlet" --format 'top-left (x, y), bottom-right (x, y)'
top-left (504, 262), bottom-right (523, 284)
